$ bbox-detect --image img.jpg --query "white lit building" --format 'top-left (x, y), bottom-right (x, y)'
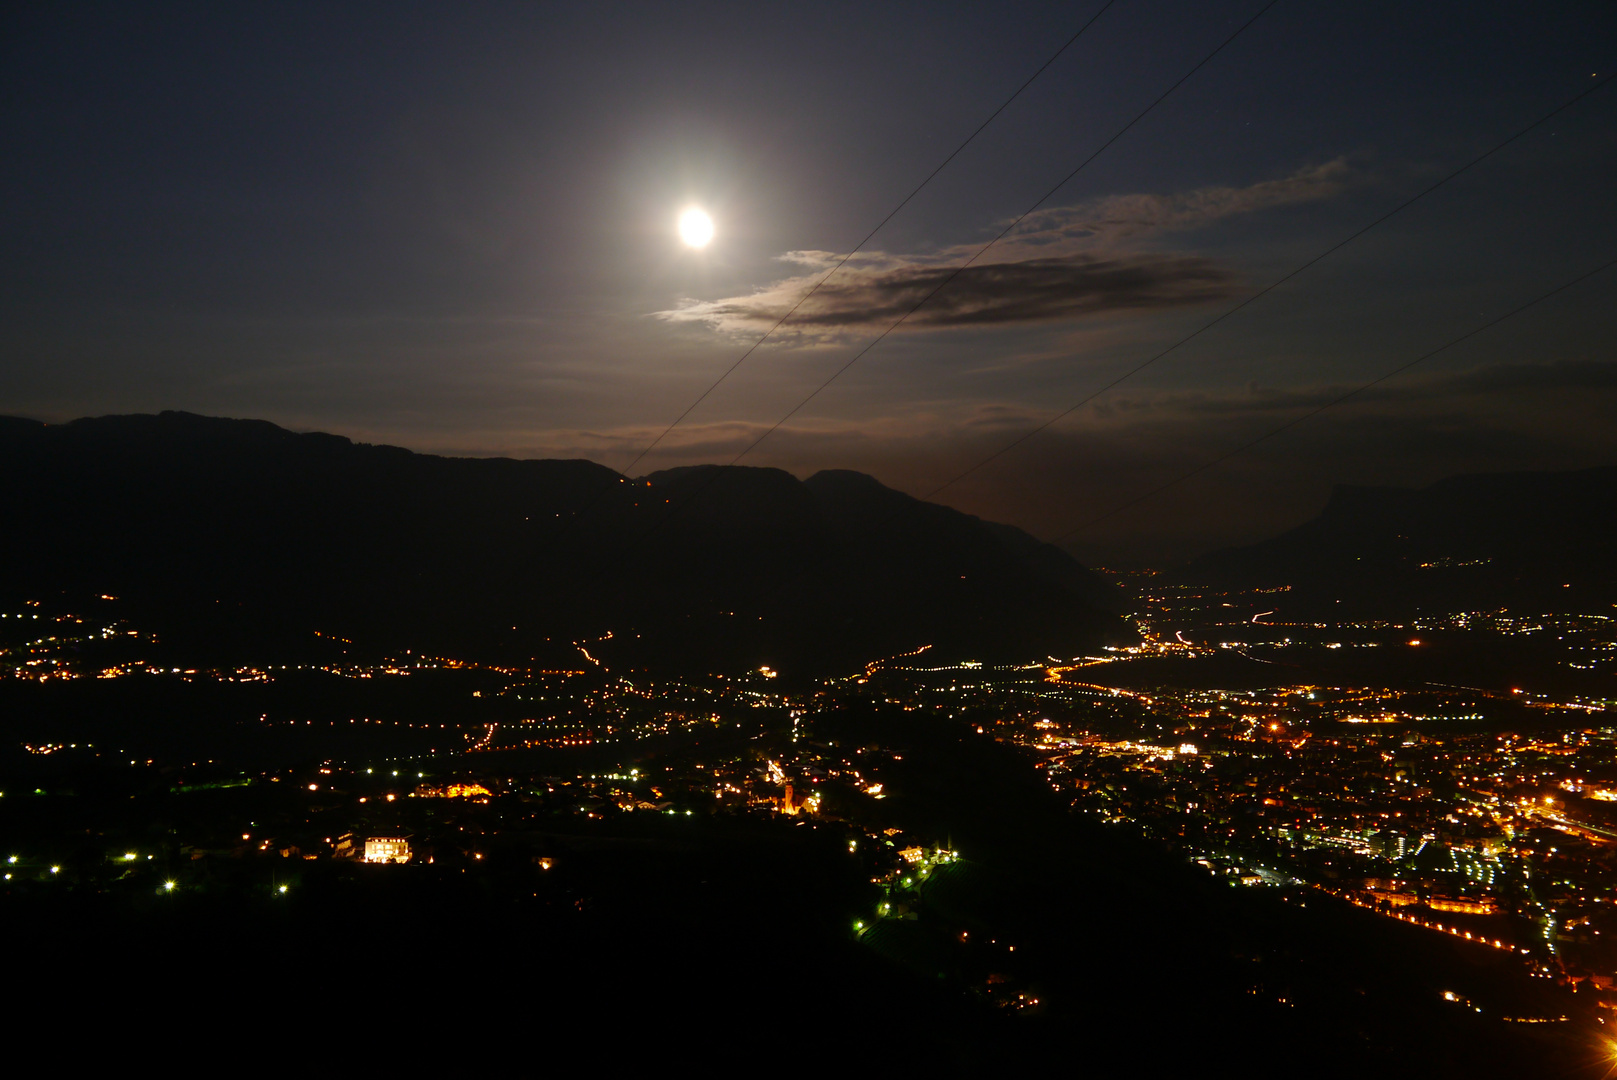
top-left (363, 836), bottom-right (411, 864)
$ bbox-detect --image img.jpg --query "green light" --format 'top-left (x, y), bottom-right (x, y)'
top-left (164, 881), bottom-right (175, 891)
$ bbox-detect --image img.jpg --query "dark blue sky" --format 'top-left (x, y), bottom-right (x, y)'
top-left (3, 1), bottom-right (1614, 562)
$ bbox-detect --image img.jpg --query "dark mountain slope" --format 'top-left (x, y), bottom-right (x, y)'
top-left (1190, 466), bottom-right (1617, 616)
top-left (0, 412), bottom-right (1125, 673)
top-left (802, 469), bottom-right (1128, 615)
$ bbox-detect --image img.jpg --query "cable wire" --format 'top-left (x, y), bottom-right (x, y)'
top-left (616, 0), bottom-right (1118, 479)
top-left (718, 0), bottom-right (1281, 472)
top-left (923, 70), bottom-right (1617, 501)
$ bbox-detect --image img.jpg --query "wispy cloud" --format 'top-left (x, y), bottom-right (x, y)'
top-left (1092, 358), bottom-right (1617, 419)
top-left (656, 161), bottom-right (1351, 339)
top-left (998, 158), bottom-right (1350, 255)
top-left (658, 253), bottom-right (1237, 335)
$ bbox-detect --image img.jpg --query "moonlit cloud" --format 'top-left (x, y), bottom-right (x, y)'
top-left (655, 162), bottom-right (1351, 339)
top-left (997, 159), bottom-right (1351, 254)
top-left (1092, 358), bottom-right (1617, 418)
top-left (658, 252), bottom-right (1237, 335)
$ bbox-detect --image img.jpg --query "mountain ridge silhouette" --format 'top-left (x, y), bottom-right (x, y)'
top-left (0, 411), bottom-right (1128, 674)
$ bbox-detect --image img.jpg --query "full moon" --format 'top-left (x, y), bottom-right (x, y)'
top-left (677, 207), bottom-right (714, 248)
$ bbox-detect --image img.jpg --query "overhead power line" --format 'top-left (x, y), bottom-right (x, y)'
top-left (617, 0), bottom-right (1118, 479)
top-left (1054, 255), bottom-right (1617, 542)
top-left (719, 0), bottom-right (1282, 472)
top-left (923, 69), bottom-right (1617, 501)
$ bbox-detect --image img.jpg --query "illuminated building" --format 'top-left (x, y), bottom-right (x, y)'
top-left (777, 783), bottom-right (819, 816)
top-left (1427, 895), bottom-right (1498, 915)
top-left (413, 782), bottom-right (493, 799)
top-left (363, 836), bottom-right (411, 864)
top-left (1362, 886), bottom-right (1419, 907)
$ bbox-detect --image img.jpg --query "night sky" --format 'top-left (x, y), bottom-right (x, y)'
top-left (4, 1), bottom-right (1614, 563)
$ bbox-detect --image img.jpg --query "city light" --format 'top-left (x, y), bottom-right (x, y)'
top-left (5, 575), bottom-right (1614, 1054)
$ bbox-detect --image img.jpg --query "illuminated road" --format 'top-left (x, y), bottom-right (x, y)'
top-left (1320, 886), bottom-right (1525, 955)
top-left (1522, 804), bottom-right (1617, 842)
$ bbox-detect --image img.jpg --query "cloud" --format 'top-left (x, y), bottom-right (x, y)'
top-left (1095, 358), bottom-right (1617, 419)
top-left (656, 160), bottom-right (1350, 339)
top-left (999, 158), bottom-right (1351, 254)
top-left (659, 252), bottom-right (1237, 336)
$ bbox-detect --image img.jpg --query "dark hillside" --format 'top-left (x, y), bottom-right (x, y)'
top-left (0, 412), bottom-right (1126, 673)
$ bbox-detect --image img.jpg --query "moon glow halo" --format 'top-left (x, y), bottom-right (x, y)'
top-left (678, 207), bottom-right (715, 248)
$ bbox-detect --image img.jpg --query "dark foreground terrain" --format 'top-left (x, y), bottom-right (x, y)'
top-left (5, 699), bottom-right (1597, 1075)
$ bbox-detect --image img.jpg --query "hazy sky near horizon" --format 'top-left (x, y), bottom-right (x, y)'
top-left (3, 1), bottom-right (1615, 563)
